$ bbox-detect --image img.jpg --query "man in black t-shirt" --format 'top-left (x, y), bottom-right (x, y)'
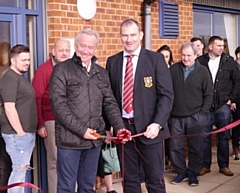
top-left (0, 44), bottom-right (37, 193)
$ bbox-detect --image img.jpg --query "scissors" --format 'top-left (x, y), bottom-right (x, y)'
top-left (90, 129), bottom-right (118, 139)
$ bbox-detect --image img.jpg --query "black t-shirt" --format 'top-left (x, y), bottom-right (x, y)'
top-left (0, 69), bottom-right (37, 134)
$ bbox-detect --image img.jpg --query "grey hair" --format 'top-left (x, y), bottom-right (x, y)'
top-left (75, 28), bottom-right (99, 46)
top-left (180, 42), bottom-right (197, 55)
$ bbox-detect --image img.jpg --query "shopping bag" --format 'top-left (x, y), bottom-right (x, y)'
top-left (102, 143), bottom-right (120, 173)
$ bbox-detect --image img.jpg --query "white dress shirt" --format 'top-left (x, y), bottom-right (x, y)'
top-left (208, 55), bottom-right (220, 83)
top-left (122, 46), bottom-right (141, 118)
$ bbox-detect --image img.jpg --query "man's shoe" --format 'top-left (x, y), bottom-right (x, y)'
top-left (234, 154), bottom-right (240, 160)
top-left (188, 175), bottom-right (199, 186)
top-left (219, 167), bottom-right (234, 176)
top-left (199, 167), bottom-right (210, 176)
top-left (171, 174), bottom-right (188, 185)
top-left (107, 190), bottom-right (117, 193)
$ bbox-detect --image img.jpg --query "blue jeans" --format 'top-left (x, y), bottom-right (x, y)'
top-left (57, 146), bottom-right (101, 193)
top-left (1, 133), bottom-right (35, 193)
top-left (202, 104), bottom-right (231, 169)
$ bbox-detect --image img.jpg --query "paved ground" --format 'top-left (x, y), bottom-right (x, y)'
top-left (96, 146), bottom-right (240, 193)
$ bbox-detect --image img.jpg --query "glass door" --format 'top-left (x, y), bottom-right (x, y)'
top-left (0, 14), bottom-right (16, 78)
top-left (0, 0), bottom-right (46, 191)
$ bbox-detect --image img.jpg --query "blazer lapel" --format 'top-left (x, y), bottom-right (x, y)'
top-left (134, 48), bottom-right (146, 90)
top-left (116, 52), bottom-right (124, 100)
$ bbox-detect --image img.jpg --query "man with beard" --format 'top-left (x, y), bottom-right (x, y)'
top-left (0, 44), bottom-right (37, 193)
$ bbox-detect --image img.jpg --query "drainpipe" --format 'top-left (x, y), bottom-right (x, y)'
top-left (144, 3), bottom-right (152, 50)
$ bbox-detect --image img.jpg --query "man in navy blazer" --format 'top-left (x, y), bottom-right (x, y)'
top-left (106, 19), bottom-right (174, 193)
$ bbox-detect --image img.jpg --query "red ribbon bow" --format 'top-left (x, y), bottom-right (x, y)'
top-left (113, 129), bottom-right (132, 144)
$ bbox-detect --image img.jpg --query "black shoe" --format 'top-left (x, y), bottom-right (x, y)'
top-left (189, 175), bottom-right (199, 186)
top-left (171, 174), bottom-right (188, 185)
top-left (107, 190), bottom-right (117, 193)
top-left (234, 154), bottom-right (240, 160)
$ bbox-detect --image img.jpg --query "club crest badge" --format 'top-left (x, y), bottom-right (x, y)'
top-left (143, 76), bottom-right (153, 88)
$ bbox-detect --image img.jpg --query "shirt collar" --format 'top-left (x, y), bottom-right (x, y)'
top-left (82, 61), bottom-right (91, 72)
top-left (123, 46), bottom-right (141, 58)
top-left (182, 63), bottom-right (196, 71)
top-left (208, 54), bottom-right (221, 61)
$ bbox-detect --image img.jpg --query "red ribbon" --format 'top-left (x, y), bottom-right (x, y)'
top-left (112, 119), bottom-right (240, 143)
top-left (112, 119), bottom-right (240, 193)
top-left (210, 119), bottom-right (240, 134)
top-left (0, 182), bottom-right (43, 192)
top-left (2, 121), bottom-right (238, 193)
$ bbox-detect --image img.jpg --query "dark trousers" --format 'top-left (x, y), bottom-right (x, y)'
top-left (117, 123), bottom-right (165, 193)
top-left (202, 104), bottom-right (231, 169)
top-left (0, 135), bottom-right (11, 193)
top-left (169, 113), bottom-right (204, 176)
top-left (201, 113), bottom-right (215, 169)
top-left (57, 146), bottom-right (101, 193)
top-left (232, 108), bottom-right (240, 149)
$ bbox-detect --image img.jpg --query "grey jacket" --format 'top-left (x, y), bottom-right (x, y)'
top-left (50, 53), bottom-right (125, 149)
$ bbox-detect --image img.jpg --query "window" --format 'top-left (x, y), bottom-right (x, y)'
top-left (25, 0), bottom-right (36, 10)
top-left (0, 0), bottom-right (18, 7)
top-left (193, 5), bottom-right (239, 57)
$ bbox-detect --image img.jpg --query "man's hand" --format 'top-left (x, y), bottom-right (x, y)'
top-left (231, 103), bottom-right (237, 112)
top-left (17, 130), bottom-right (26, 137)
top-left (105, 130), bottom-right (111, 144)
top-left (117, 128), bottom-right (131, 144)
top-left (144, 123), bottom-right (160, 139)
top-left (226, 100), bottom-right (231, 105)
top-left (83, 128), bottom-right (98, 140)
top-left (37, 127), bottom-right (48, 138)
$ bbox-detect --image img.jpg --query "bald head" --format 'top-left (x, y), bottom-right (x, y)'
top-left (52, 39), bottom-right (71, 63)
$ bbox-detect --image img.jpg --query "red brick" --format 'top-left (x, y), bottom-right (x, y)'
top-left (46, 0), bottom-right (193, 72)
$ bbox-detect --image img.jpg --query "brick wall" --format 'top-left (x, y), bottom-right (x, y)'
top-left (47, 0), bottom-right (193, 66)
top-left (151, 0), bottom-right (193, 61)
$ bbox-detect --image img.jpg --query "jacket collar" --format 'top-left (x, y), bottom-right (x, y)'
top-left (72, 52), bottom-right (98, 67)
top-left (205, 52), bottom-right (228, 63)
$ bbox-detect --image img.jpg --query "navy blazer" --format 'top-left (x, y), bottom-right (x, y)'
top-left (106, 47), bottom-right (174, 145)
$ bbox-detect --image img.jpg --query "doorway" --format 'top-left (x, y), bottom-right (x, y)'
top-left (0, 0), bottom-right (46, 192)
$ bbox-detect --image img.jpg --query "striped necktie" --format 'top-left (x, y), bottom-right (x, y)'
top-left (123, 55), bottom-right (134, 113)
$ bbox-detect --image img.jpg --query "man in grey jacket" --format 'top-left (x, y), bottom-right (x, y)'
top-left (50, 29), bottom-right (126, 193)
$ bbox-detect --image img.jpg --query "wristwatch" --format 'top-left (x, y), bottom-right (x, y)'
top-left (158, 124), bottom-right (163, 130)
